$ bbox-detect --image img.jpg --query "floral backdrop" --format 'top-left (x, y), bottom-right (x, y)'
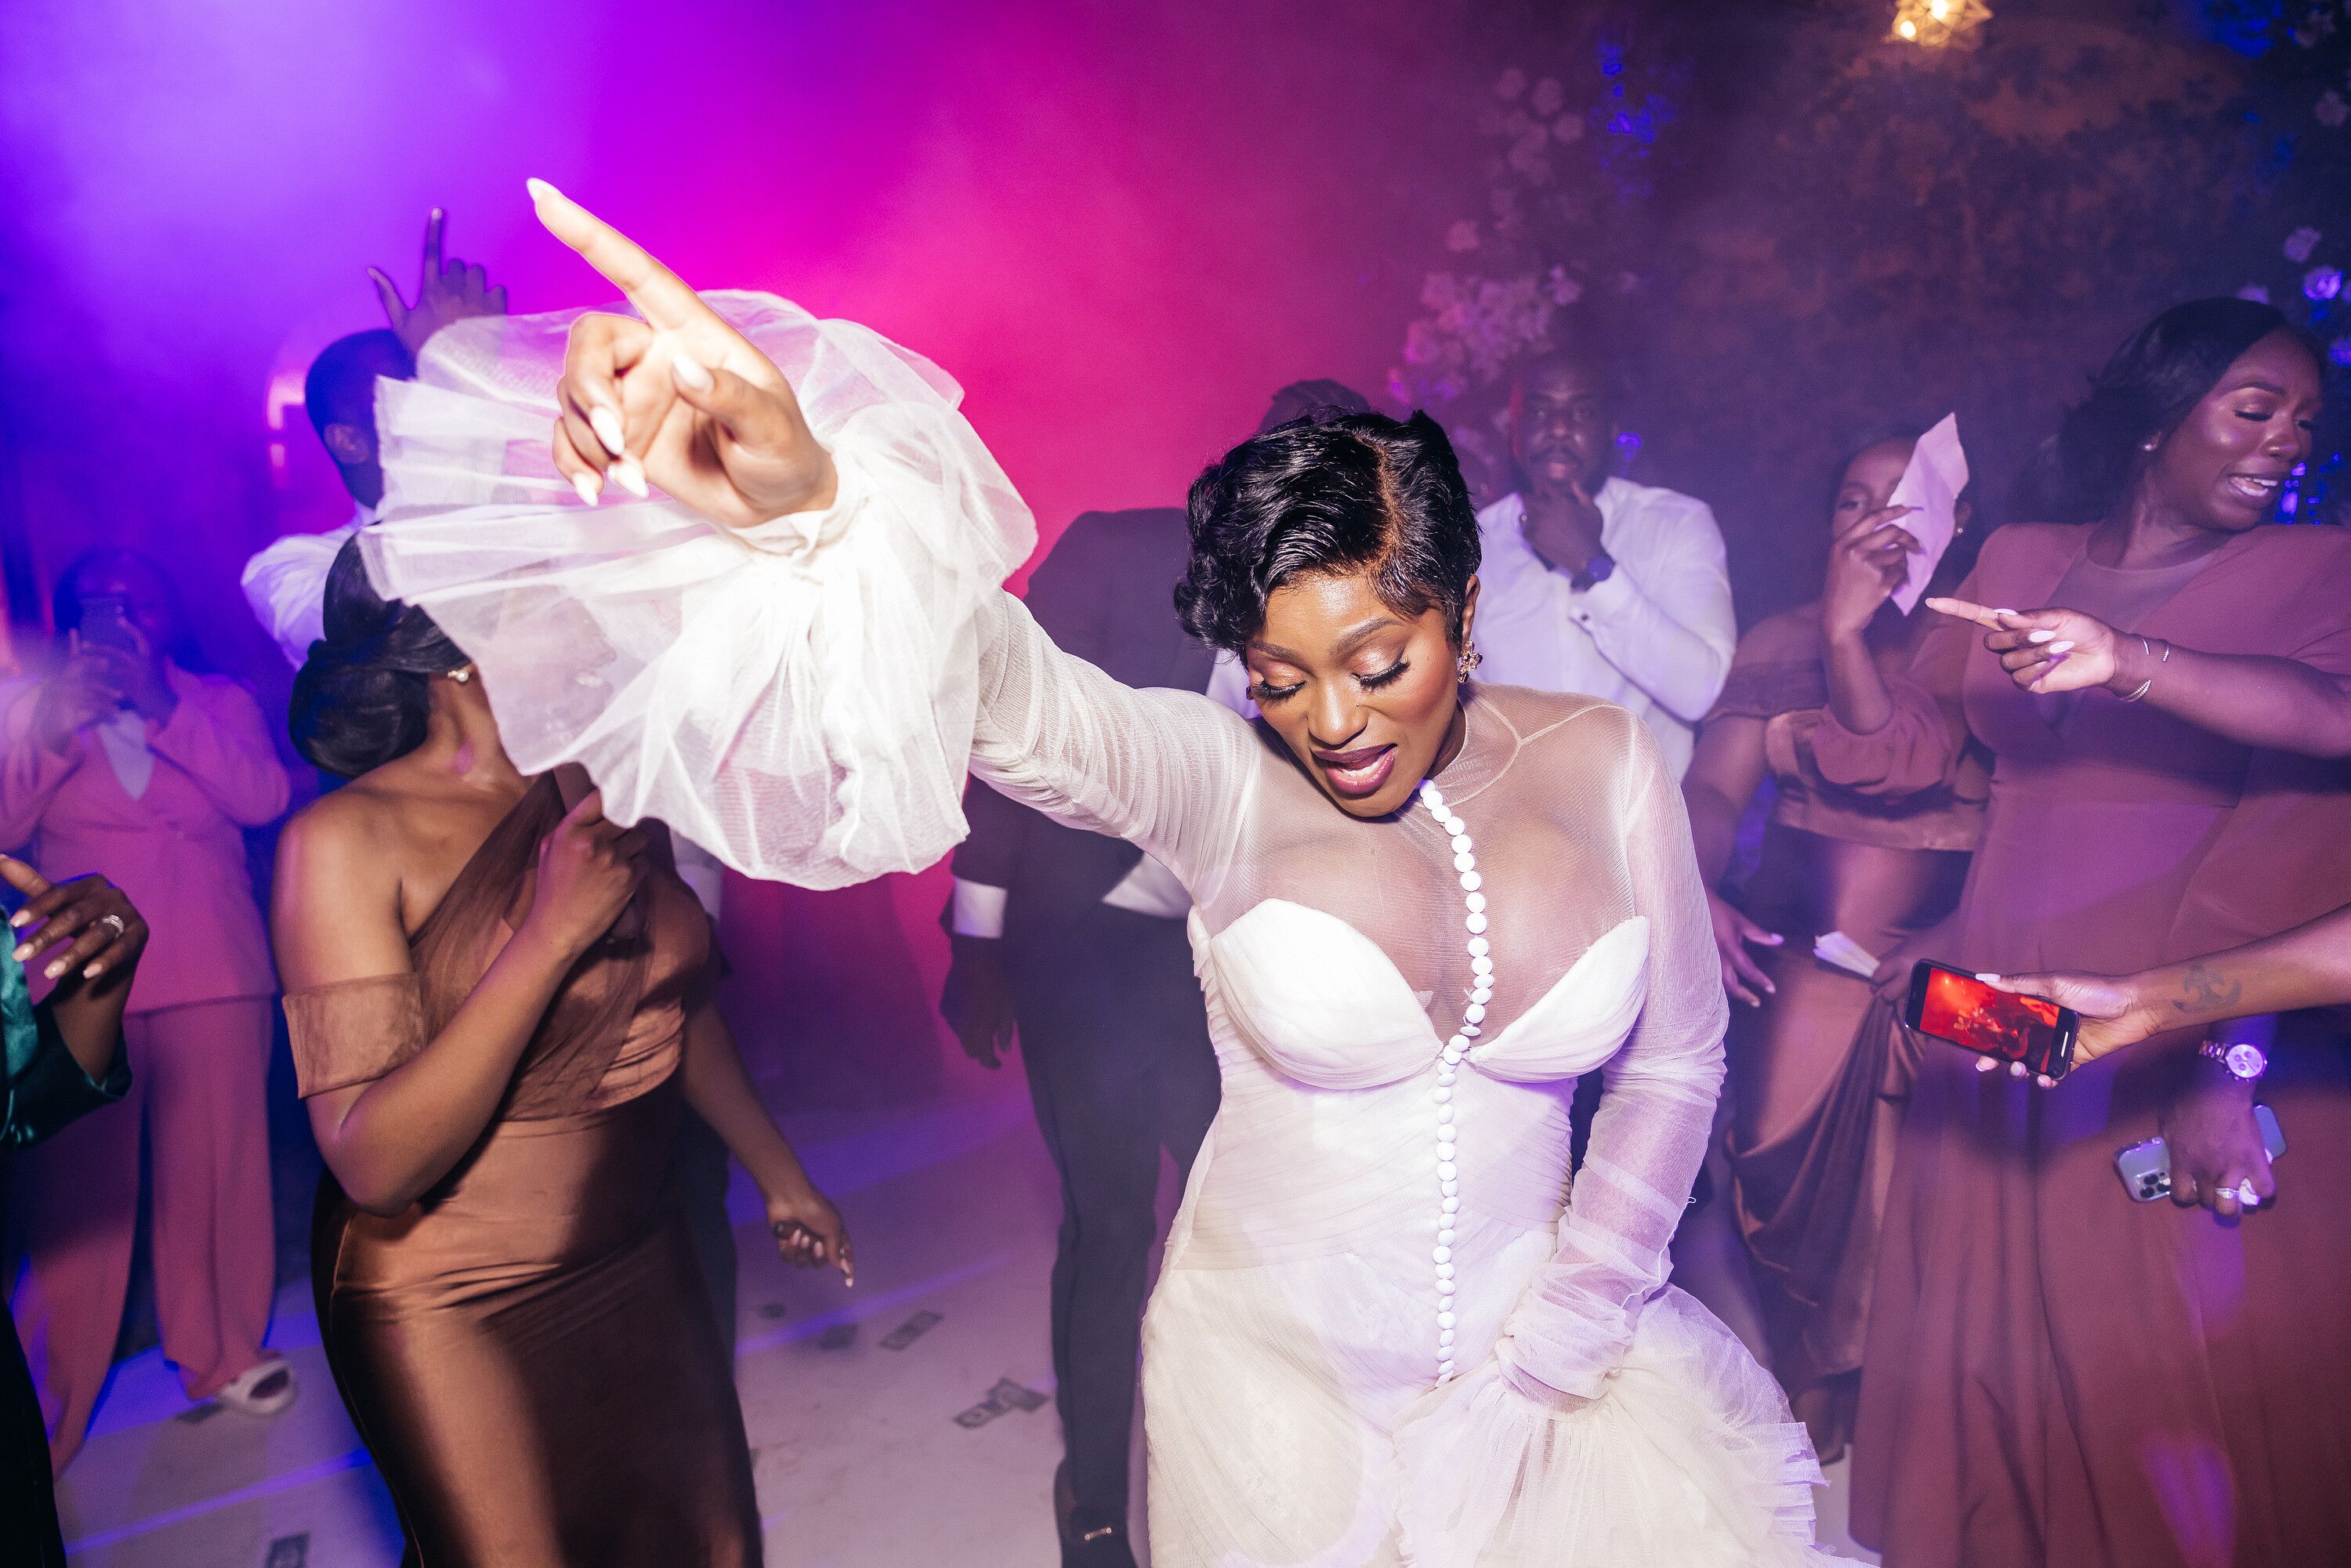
top-left (1393, 0), bottom-right (2351, 622)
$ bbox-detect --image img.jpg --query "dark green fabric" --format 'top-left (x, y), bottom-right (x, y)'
top-left (1, 942), bottom-right (129, 1150)
top-left (1, 941), bottom-right (128, 1565)
top-left (0, 938), bottom-right (35, 1121)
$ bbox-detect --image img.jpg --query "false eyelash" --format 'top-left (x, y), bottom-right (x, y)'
top-left (1252, 661), bottom-right (1410, 704)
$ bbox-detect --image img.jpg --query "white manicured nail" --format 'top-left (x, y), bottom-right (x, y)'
top-left (1975, 1056), bottom-right (1999, 1072)
top-left (671, 349), bottom-right (713, 392)
top-left (571, 472), bottom-right (602, 507)
top-left (610, 457), bottom-right (649, 499)
top-left (2009, 1060), bottom-right (2028, 1077)
top-left (1976, 972), bottom-right (2001, 983)
top-left (2028, 630), bottom-right (2057, 644)
top-left (526, 176), bottom-right (562, 205)
top-left (2049, 640), bottom-right (2075, 654)
top-left (589, 407), bottom-right (628, 458)
top-left (2036, 1074), bottom-right (2056, 1088)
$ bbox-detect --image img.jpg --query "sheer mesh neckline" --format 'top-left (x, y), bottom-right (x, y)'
top-left (1422, 686), bottom-right (1511, 806)
top-left (1424, 684), bottom-right (1580, 809)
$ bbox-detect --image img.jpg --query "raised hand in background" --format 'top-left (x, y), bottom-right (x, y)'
top-left (370, 206), bottom-right (510, 360)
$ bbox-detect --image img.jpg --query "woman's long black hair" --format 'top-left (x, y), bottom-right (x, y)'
top-left (289, 536), bottom-right (467, 777)
top-left (2037, 297), bottom-right (2320, 523)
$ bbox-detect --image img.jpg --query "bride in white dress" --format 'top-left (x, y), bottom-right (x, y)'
top-left (359, 183), bottom-right (1846, 1566)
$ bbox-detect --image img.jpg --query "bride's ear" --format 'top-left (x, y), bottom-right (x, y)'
top-left (1456, 574), bottom-right (1482, 651)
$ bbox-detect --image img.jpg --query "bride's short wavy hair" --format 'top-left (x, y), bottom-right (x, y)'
top-left (1176, 411), bottom-right (1482, 654)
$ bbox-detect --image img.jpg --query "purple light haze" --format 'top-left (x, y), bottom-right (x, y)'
top-left (0, 0), bottom-right (1466, 1043)
top-left (1, 0), bottom-right (1462, 662)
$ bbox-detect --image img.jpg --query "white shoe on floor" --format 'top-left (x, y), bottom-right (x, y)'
top-left (214, 1355), bottom-right (298, 1418)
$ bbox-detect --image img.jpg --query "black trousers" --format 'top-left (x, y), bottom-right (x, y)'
top-left (1, 1309), bottom-right (63, 1568)
top-left (1006, 907), bottom-right (1220, 1517)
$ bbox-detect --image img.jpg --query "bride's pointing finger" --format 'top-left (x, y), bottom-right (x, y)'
top-left (527, 178), bottom-right (719, 338)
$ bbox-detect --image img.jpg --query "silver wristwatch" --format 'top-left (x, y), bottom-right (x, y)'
top-left (2200, 1037), bottom-right (2267, 1081)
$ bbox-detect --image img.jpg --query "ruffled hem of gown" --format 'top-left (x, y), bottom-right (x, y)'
top-left (1389, 1286), bottom-right (1846, 1566)
top-left (360, 291), bottom-right (1035, 888)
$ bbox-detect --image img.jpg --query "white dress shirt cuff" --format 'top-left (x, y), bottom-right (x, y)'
top-left (1570, 563), bottom-right (1639, 622)
top-left (950, 878), bottom-right (1009, 939)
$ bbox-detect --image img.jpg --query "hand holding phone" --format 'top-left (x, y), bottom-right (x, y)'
top-left (1904, 961), bottom-right (2080, 1082)
top-left (74, 594), bottom-right (142, 655)
top-left (2117, 1103), bottom-right (2285, 1208)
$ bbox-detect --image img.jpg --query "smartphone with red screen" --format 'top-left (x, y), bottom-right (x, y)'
top-left (1904, 961), bottom-right (2080, 1081)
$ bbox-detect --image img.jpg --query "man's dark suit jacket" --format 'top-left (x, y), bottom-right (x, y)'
top-left (953, 507), bottom-right (1216, 948)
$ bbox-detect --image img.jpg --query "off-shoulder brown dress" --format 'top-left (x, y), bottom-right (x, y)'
top-left (286, 777), bottom-right (759, 1566)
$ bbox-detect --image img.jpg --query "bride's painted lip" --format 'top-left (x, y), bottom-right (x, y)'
top-left (1314, 743), bottom-right (1396, 798)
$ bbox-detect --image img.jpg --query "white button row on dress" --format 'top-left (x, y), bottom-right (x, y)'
top-left (1419, 777), bottom-right (1490, 1386)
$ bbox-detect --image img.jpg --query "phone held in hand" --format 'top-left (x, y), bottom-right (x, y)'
top-left (2115, 1104), bottom-right (2287, 1203)
top-left (1903, 960), bottom-right (2081, 1081)
top-left (76, 595), bottom-right (140, 655)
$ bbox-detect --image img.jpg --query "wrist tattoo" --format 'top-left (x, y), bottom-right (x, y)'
top-left (2172, 960), bottom-right (2242, 1016)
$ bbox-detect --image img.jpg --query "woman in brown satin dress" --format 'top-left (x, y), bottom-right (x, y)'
top-left (269, 540), bottom-right (850, 1566)
top-left (1683, 432), bottom-right (1987, 1459)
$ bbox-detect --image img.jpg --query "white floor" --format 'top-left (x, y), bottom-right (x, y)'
top-left (51, 1077), bottom-right (1877, 1566)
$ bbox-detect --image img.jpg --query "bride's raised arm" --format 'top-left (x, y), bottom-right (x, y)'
top-left (359, 184), bottom-right (1252, 892)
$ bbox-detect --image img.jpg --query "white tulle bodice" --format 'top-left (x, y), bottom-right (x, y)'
top-left (361, 294), bottom-right (1842, 1566)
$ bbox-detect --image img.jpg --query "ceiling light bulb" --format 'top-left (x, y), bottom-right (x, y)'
top-left (1930, 0), bottom-right (1949, 16)
top-left (1898, 17), bottom-right (1918, 36)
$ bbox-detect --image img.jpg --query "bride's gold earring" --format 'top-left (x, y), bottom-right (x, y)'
top-left (446, 664), bottom-right (476, 685)
top-left (1456, 646), bottom-right (1482, 680)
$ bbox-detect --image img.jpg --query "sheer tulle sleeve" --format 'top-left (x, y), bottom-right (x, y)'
top-left (963, 591), bottom-right (1255, 904)
top-left (360, 292), bottom-right (1254, 892)
top-left (359, 293), bottom-right (1036, 887)
top-left (1497, 715), bottom-right (1730, 1407)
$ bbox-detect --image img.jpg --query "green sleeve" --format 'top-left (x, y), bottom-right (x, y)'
top-left (0, 941), bottom-right (128, 1149)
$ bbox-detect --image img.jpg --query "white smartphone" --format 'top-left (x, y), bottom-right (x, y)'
top-left (2114, 1103), bottom-right (2286, 1203)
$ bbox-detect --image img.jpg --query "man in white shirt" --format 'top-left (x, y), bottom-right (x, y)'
top-left (1472, 349), bottom-right (1736, 778)
top-left (240, 328), bottom-right (410, 664)
top-left (244, 208), bottom-right (507, 665)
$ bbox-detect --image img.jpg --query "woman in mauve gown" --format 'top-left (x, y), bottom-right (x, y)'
top-left (270, 539), bottom-right (851, 1567)
top-left (1681, 429), bottom-right (1987, 1461)
top-left (1811, 299), bottom-right (2351, 1568)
